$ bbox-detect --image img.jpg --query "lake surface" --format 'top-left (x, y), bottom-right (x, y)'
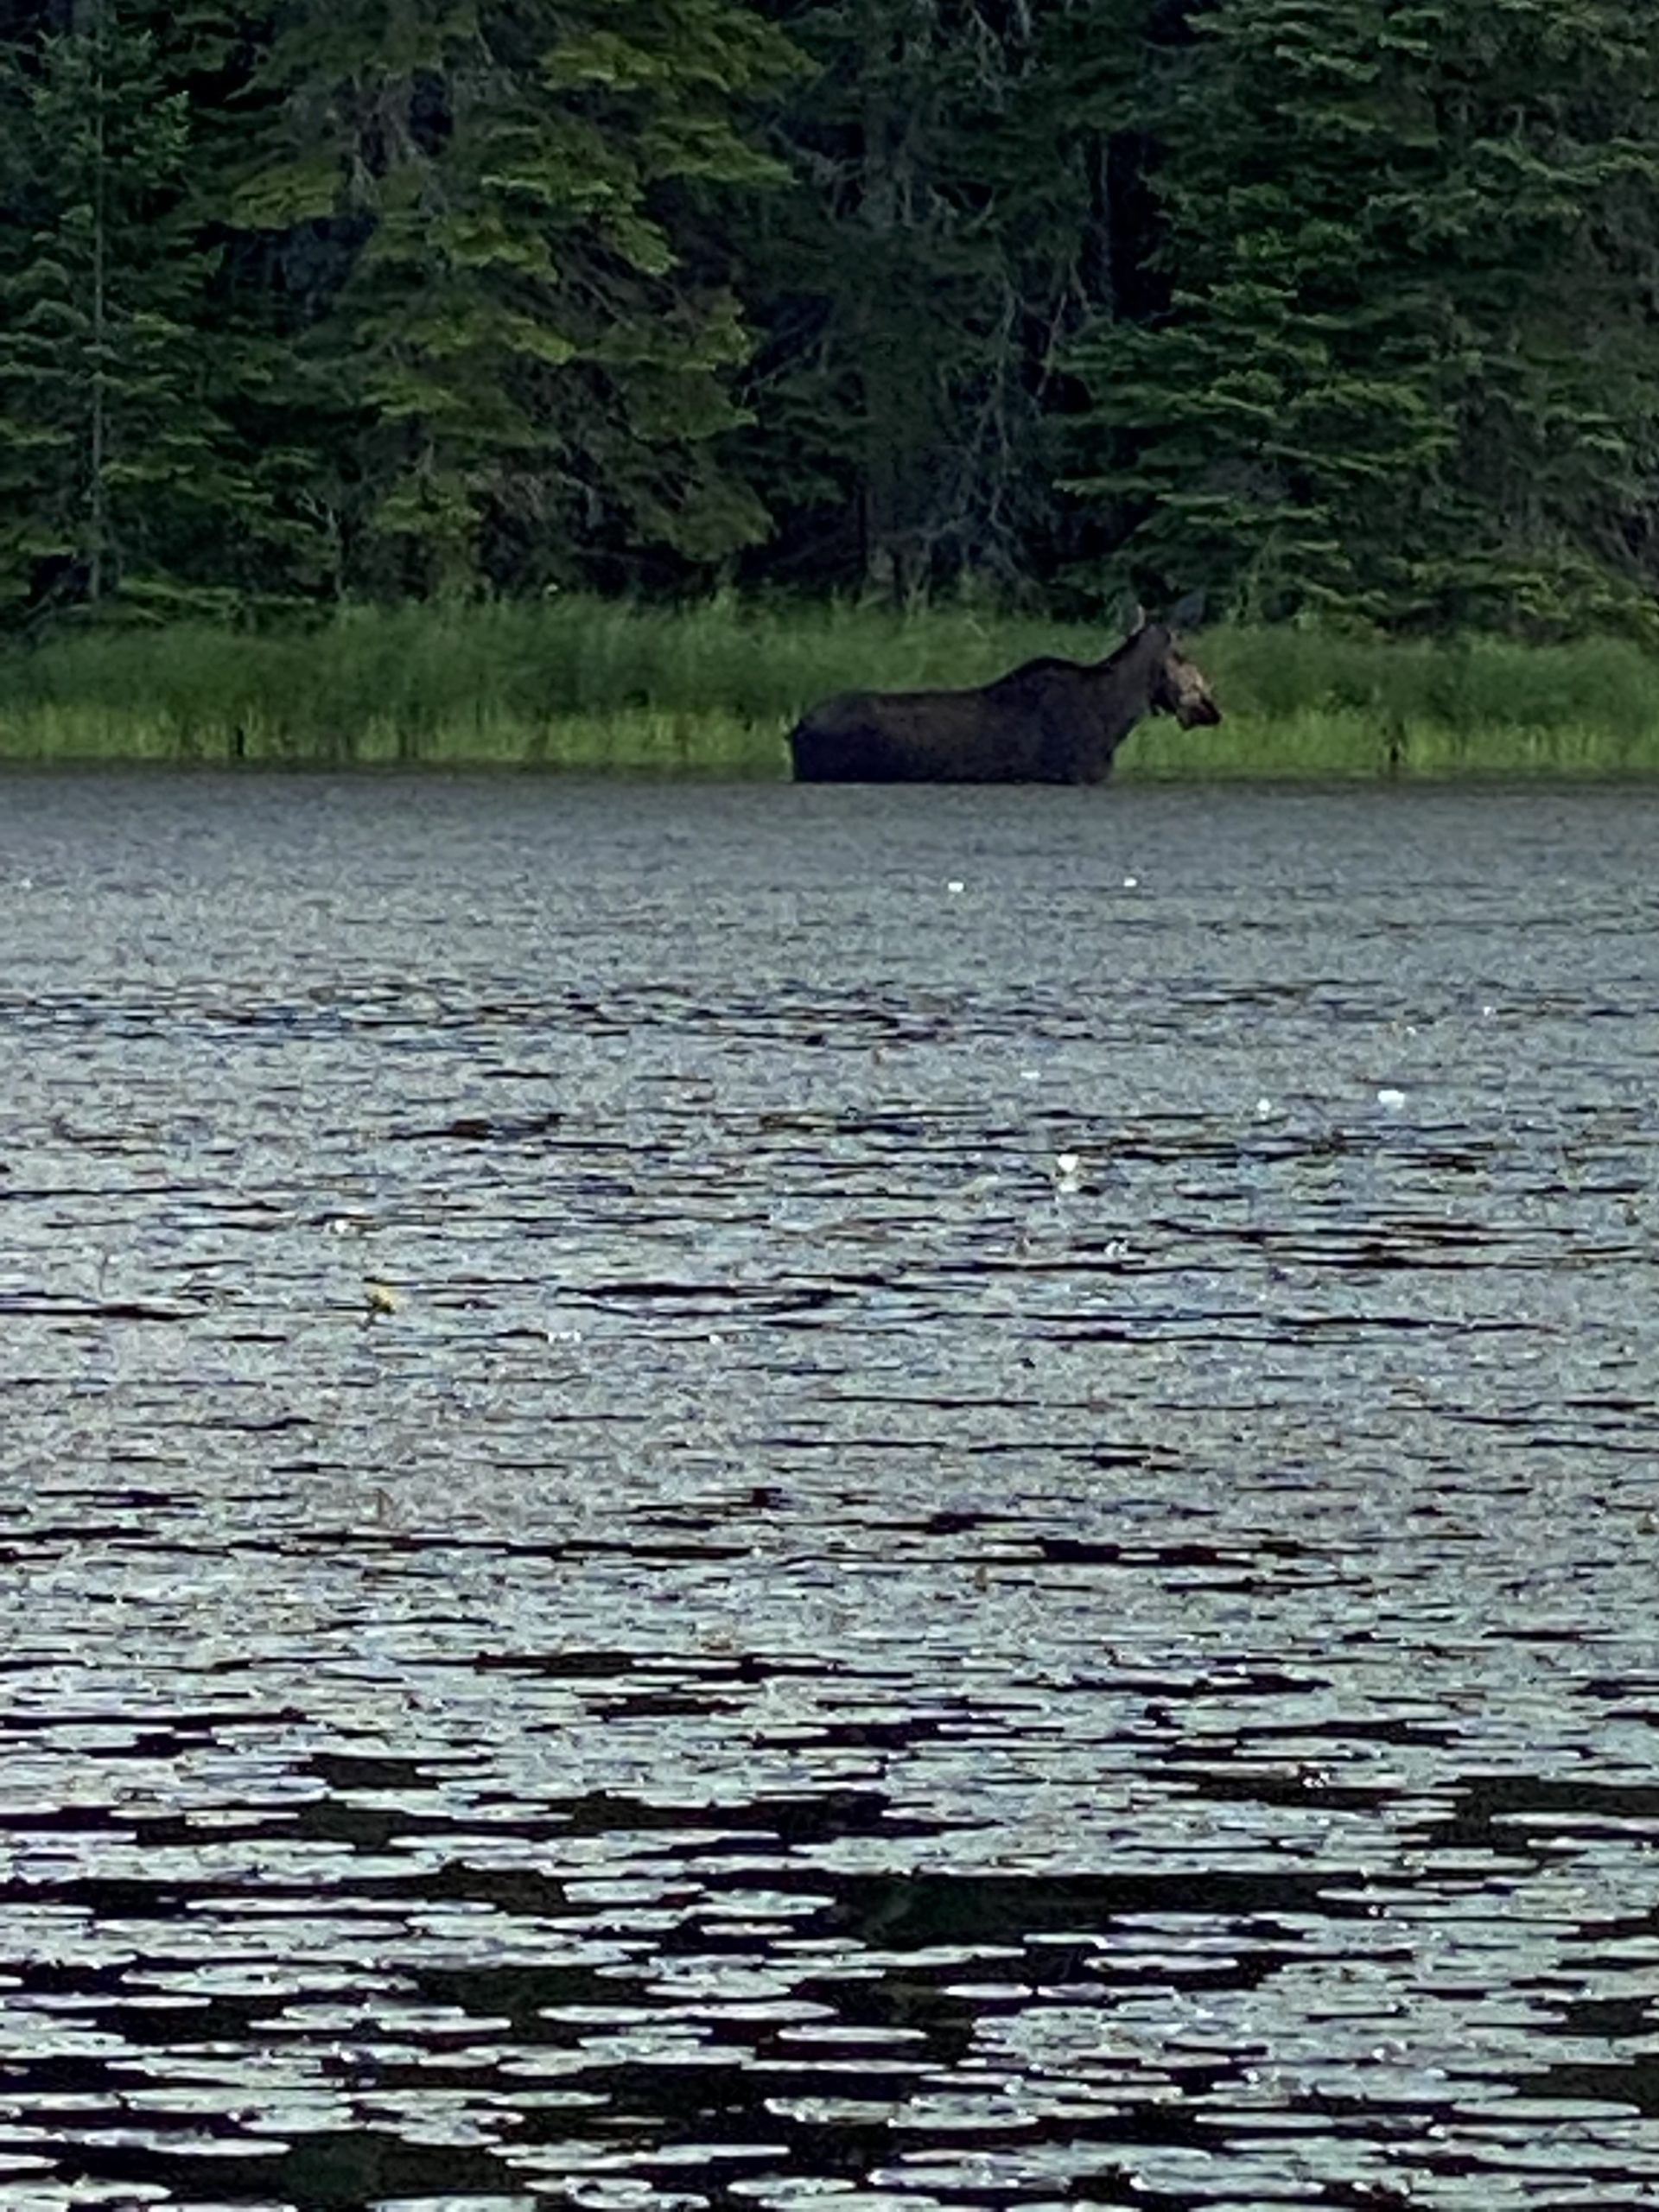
top-left (3, 772), bottom-right (1659, 2212)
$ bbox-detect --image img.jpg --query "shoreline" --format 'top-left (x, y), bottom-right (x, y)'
top-left (4, 601), bottom-right (1658, 779)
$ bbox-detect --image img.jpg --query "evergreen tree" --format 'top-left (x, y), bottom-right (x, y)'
top-left (0, 0), bottom-right (253, 620)
top-left (735, 0), bottom-right (1147, 601)
top-left (3, 0), bottom-right (1658, 632)
top-left (238, 0), bottom-right (800, 599)
top-left (1065, 0), bottom-right (1659, 632)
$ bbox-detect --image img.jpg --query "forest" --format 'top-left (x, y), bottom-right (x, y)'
top-left (3, 0), bottom-right (1658, 650)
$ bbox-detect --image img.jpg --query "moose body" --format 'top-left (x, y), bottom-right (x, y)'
top-left (786, 608), bottom-right (1221, 785)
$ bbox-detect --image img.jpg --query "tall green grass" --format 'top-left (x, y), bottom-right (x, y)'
top-left (2, 598), bottom-right (1658, 776)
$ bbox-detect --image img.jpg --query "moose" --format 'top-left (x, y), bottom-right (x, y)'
top-left (785, 597), bottom-right (1221, 784)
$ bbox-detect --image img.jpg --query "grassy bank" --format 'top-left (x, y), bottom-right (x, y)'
top-left (3, 599), bottom-right (1658, 777)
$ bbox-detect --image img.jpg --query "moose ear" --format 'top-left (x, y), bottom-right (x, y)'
top-left (1119, 596), bottom-right (1147, 638)
top-left (1167, 589), bottom-right (1207, 630)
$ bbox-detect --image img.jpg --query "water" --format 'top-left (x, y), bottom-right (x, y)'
top-left (3, 772), bottom-right (1659, 2212)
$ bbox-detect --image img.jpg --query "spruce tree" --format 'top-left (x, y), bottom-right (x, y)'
top-left (239, 0), bottom-right (799, 599)
top-left (0, 0), bottom-right (249, 620)
top-left (734, 0), bottom-right (1139, 601)
top-left (1065, 0), bottom-right (1659, 632)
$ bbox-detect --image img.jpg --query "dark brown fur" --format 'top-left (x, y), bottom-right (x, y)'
top-left (786, 619), bottom-right (1221, 785)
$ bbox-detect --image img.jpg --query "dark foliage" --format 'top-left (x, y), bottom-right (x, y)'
top-left (3, 0), bottom-right (1657, 634)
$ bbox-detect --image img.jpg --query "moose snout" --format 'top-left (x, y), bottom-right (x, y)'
top-left (1178, 694), bottom-right (1223, 729)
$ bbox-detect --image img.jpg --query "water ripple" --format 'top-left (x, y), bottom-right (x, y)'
top-left (3, 775), bottom-right (1659, 2209)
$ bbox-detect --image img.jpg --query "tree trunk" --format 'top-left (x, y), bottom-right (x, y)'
top-left (87, 0), bottom-right (108, 605)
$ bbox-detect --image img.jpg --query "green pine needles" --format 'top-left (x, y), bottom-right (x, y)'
top-left (1066, 0), bottom-right (1659, 634)
top-left (234, 0), bottom-right (802, 601)
top-left (3, 1), bottom-right (1659, 652)
top-left (0, 3), bottom-right (248, 618)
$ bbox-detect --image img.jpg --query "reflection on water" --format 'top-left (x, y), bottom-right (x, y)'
top-left (3, 772), bottom-right (1659, 2210)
